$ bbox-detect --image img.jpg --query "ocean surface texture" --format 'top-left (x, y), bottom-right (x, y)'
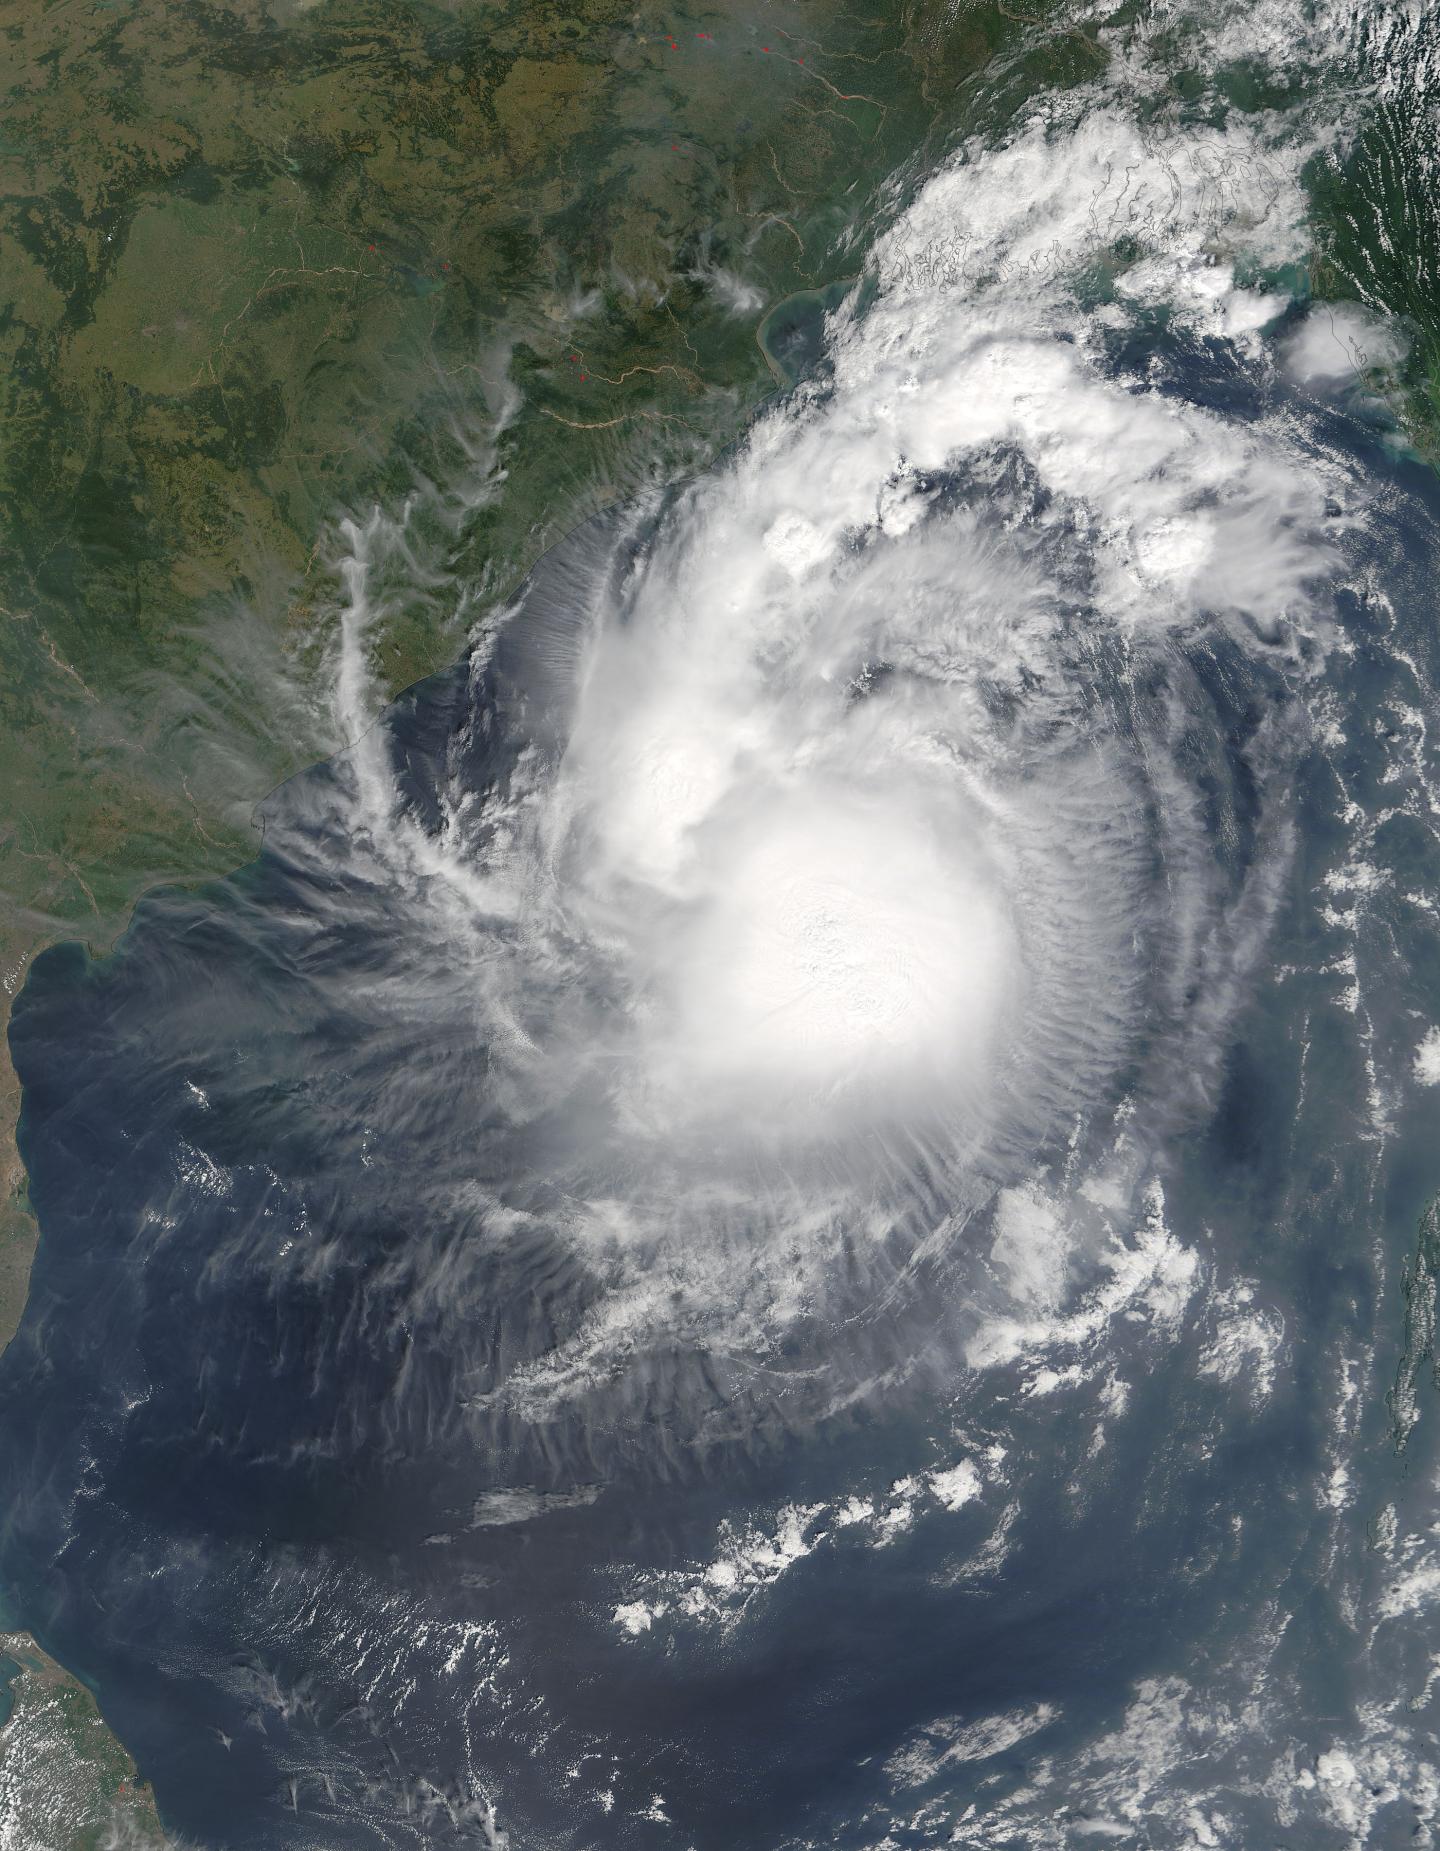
top-left (7, 3), bottom-right (1440, 1844)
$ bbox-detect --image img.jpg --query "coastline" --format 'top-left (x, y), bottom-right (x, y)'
top-left (0, 1629), bottom-right (171, 1848)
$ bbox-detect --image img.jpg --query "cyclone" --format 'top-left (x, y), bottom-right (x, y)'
top-left (321, 99), bottom-right (1346, 1403)
top-left (5, 2), bottom-right (1440, 1845)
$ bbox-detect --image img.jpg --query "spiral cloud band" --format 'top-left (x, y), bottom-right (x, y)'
top-left (330, 99), bottom-right (1357, 1422)
top-left (12, 7), bottom-right (1436, 1838)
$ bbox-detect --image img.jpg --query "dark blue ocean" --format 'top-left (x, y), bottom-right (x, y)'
top-left (6, 342), bottom-right (1440, 1847)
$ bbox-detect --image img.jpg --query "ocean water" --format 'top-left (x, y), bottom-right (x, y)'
top-left (9, 29), bottom-right (1440, 1847)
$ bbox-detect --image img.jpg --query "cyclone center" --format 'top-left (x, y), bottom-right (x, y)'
top-left (663, 787), bottom-right (1013, 1117)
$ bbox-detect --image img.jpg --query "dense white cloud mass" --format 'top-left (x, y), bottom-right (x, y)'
top-left (322, 81), bottom-right (1369, 1425)
top-left (1284, 301), bottom-right (1409, 383)
top-left (589, 180), bottom-right (1315, 1137)
top-left (32, 1), bottom-right (1440, 1843)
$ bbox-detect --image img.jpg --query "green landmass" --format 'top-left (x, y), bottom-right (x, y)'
top-left (0, 0), bottom-right (1115, 1828)
top-left (5, 0), bottom-right (1434, 1830)
top-left (1306, 98), bottom-right (1440, 454)
top-left (1389, 1197), bottom-right (1440, 1454)
top-left (0, 1631), bottom-right (171, 1848)
top-left (0, 0), bottom-right (1097, 1357)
